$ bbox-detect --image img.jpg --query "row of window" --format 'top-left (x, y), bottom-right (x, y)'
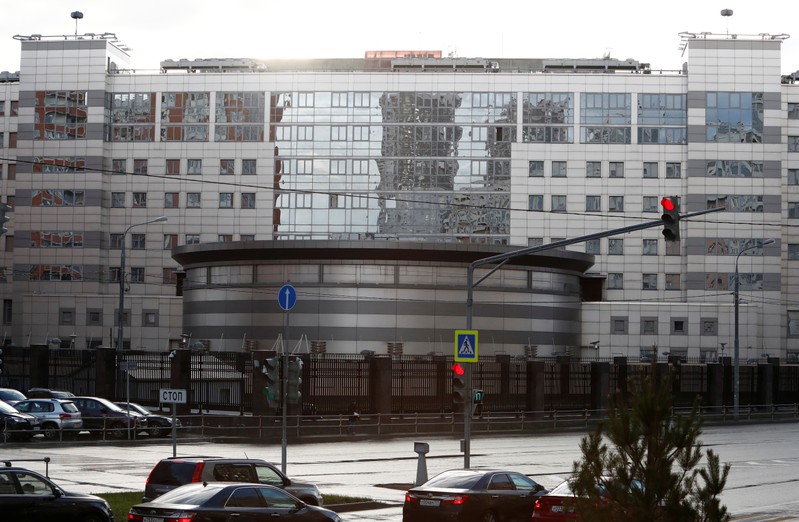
top-left (529, 161), bottom-right (682, 178)
top-left (56, 307), bottom-right (160, 328)
top-left (111, 191), bottom-right (257, 209)
top-left (529, 194), bottom-right (766, 213)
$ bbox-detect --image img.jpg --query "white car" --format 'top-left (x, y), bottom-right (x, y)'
top-left (13, 399), bottom-right (83, 440)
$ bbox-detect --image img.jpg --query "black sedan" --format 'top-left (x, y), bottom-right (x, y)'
top-left (114, 401), bottom-right (180, 437)
top-left (0, 465), bottom-right (113, 521)
top-left (0, 400), bottom-right (39, 441)
top-left (403, 469), bottom-right (547, 522)
top-left (129, 482), bottom-right (342, 522)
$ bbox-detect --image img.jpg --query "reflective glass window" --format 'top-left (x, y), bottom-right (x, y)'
top-left (705, 92), bottom-right (763, 142)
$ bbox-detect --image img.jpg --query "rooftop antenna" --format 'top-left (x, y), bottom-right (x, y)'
top-left (71, 11), bottom-right (83, 36)
top-left (721, 9), bottom-right (733, 35)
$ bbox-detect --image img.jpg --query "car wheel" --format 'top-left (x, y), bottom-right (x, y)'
top-left (42, 422), bottom-right (61, 440)
top-left (480, 510), bottom-right (499, 522)
top-left (147, 422), bottom-right (165, 438)
top-left (108, 422), bottom-right (127, 439)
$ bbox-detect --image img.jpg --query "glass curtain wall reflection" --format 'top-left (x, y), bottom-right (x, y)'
top-left (270, 91), bottom-right (515, 243)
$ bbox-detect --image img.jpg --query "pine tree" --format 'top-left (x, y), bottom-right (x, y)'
top-left (570, 364), bottom-right (731, 522)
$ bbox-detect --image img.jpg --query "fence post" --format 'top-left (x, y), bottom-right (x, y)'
top-left (369, 355), bottom-right (392, 419)
top-left (525, 360), bottom-right (545, 419)
top-left (757, 360), bottom-right (775, 410)
top-left (170, 349), bottom-right (192, 416)
top-left (95, 347), bottom-right (116, 399)
top-left (590, 362), bottom-right (610, 416)
top-left (706, 363), bottom-right (724, 415)
top-left (29, 344), bottom-right (50, 389)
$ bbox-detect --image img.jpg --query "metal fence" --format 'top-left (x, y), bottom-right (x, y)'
top-left (2, 346), bottom-right (796, 416)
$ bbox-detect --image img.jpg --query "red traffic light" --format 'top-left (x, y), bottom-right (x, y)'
top-left (451, 362), bottom-right (465, 376)
top-left (660, 197), bottom-right (676, 211)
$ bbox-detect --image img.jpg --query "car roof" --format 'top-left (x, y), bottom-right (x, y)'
top-left (161, 457), bottom-right (270, 464)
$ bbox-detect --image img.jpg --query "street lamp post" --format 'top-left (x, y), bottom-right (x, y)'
top-left (734, 238), bottom-right (774, 420)
top-left (117, 216), bottom-right (167, 437)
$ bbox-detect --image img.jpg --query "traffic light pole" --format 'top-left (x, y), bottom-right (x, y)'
top-left (281, 312), bottom-right (289, 474)
top-left (462, 207), bottom-right (722, 468)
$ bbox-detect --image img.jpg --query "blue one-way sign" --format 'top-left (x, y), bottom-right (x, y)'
top-left (278, 284), bottom-right (297, 311)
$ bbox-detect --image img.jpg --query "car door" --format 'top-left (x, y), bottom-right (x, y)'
top-left (484, 472), bottom-right (536, 522)
top-left (0, 471), bottom-right (63, 522)
top-left (222, 486), bottom-right (285, 521)
top-left (506, 472), bottom-right (546, 521)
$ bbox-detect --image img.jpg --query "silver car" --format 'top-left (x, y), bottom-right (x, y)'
top-left (14, 399), bottom-right (83, 440)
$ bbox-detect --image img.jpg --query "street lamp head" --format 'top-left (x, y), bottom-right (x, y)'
top-left (153, 216), bottom-right (168, 224)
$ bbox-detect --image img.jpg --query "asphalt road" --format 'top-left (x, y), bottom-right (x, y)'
top-left (4, 421), bottom-right (799, 521)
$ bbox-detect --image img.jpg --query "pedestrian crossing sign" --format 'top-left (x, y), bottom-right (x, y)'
top-left (454, 330), bottom-right (478, 362)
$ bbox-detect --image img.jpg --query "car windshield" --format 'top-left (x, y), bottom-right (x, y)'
top-left (0, 390), bottom-right (25, 401)
top-left (120, 403), bottom-right (148, 415)
top-left (0, 401), bottom-right (19, 413)
top-left (423, 471), bottom-right (482, 489)
top-left (93, 397), bottom-right (124, 411)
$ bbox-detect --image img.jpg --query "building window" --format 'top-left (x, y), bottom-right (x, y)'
top-left (788, 310), bottom-right (799, 337)
top-left (665, 273), bottom-right (681, 290)
top-left (609, 162), bottom-right (624, 178)
top-left (112, 159), bottom-right (126, 174)
top-left (643, 162), bottom-right (658, 178)
top-left (110, 233), bottom-right (124, 249)
top-left (608, 196), bottom-right (624, 212)
top-left (551, 195), bottom-right (567, 212)
top-left (790, 169), bottom-right (799, 185)
top-left (133, 159), bottom-right (148, 174)
top-left (666, 162), bottom-right (681, 178)
top-left (552, 161), bottom-right (567, 177)
top-left (641, 317), bottom-right (658, 335)
top-left (789, 244), bottom-right (799, 260)
top-left (528, 237), bottom-right (543, 247)
top-left (166, 159), bottom-right (180, 175)
top-left (162, 267), bottom-right (177, 284)
top-left (642, 273), bottom-right (658, 290)
top-left (131, 233), bottom-right (146, 250)
top-left (132, 192), bottom-right (147, 208)
top-left (585, 239), bottom-right (600, 254)
top-left (187, 159), bottom-right (202, 175)
top-left (187, 193), bottom-right (201, 208)
top-left (185, 234), bottom-right (200, 245)
top-left (241, 193), bottom-right (256, 209)
top-left (611, 317), bottom-right (628, 334)
top-left (706, 92), bottom-right (763, 142)
top-left (789, 136), bottom-right (799, 152)
top-left (642, 239), bottom-right (658, 255)
top-left (585, 195), bottom-right (601, 212)
top-left (87, 309), bottom-right (102, 326)
top-left (528, 161), bottom-right (544, 177)
top-left (111, 193), bottom-right (125, 208)
top-left (109, 267), bottom-right (121, 283)
top-left (528, 195), bottom-right (544, 211)
top-left (789, 103), bottom-right (799, 119)
top-left (608, 238), bottom-right (624, 255)
top-left (242, 159), bottom-right (257, 175)
top-left (218, 234), bottom-right (233, 242)
top-left (241, 234), bottom-right (255, 241)
top-left (59, 308), bottom-right (75, 325)
top-left (164, 234), bottom-right (178, 249)
top-left (130, 267), bottom-right (145, 283)
top-left (219, 193), bottom-right (233, 208)
top-left (586, 161), bottom-right (601, 178)
top-left (142, 310), bottom-right (158, 327)
top-left (701, 318), bottom-right (718, 336)
top-left (296, 126), bottom-right (313, 141)
top-left (220, 159), bottom-right (235, 175)
top-left (643, 196), bottom-right (658, 213)
top-left (665, 241), bottom-right (680, 256)
top-left (671, 319), bottom-right (687, 335)
top-left (608, 273), bottom-right (623, 289)
top-left (7, 164), bottom-right (15, 180)
top-left (164, 192), bottom-right (179, 208)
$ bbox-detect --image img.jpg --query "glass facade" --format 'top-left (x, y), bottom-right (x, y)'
top-left (271, 91), bottom-right (515, 243)
top-left (705, 92), bottom-right (764, 142)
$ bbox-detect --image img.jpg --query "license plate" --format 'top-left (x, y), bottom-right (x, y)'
top-left (420, 499), bottom-right (440, 507)
top-left (551, 505), bottom-right (563, 512)
top-left (143, 517), bottom-right (163, 522)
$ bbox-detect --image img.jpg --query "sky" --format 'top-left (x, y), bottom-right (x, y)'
top-left (1, 0), bottom-right (798, 74)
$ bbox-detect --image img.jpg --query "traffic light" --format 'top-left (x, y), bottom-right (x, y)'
top-left (286, 357), bottom-right (303, 405)
top-left (452, 362), bottom-right (467, 413)
top-left (261, 356), bottom-right (281, 410)
top-left (660, 196), bottom-right (680, 242)
top-left (472, 389), bottom-right (484, 418)
top-left (0, 203), bottom-right (10, 236)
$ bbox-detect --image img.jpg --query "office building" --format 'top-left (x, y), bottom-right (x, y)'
top-left (1, 30), bottom-right (797, 360)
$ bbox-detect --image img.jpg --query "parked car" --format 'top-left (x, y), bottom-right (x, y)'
top-left (0, 463), bottom-right (113, 521)
top-left (403, 469), bottom-right (548, 522)
top-left (26, 388), bottom-right (76, 399)
top-left (114, 401), bottom-right (181, 437)
top-left (131, 482), bottom-right (341, 522)
top-left (13, 398), bottom-right (83, 440)
top-left (0, 388), bottom-right (26, 405)
top-left (0, 400), bottom-right (39, 441)
top-left (71, 395), bottom-right (146, 439)
top-left (531, 478), bottom-right (657, 521)
top-left (144, 457), bottom-right (324, 506)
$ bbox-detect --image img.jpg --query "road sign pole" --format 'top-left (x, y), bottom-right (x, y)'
top-left (277, 283), bottom-right (296, 475)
